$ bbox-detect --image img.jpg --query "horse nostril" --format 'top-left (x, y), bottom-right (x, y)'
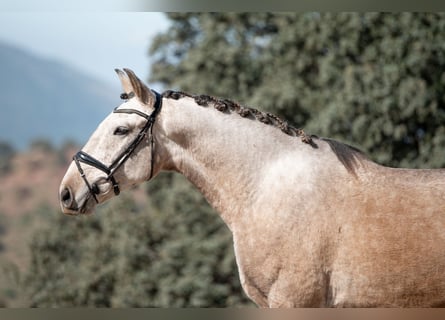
top-left (91, 183), bottom-right (100, 195)
top-left (61, 187), bottom-right (73, 208)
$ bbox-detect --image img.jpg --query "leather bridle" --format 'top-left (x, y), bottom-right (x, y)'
top-left (73, 90), bottom-right (162, 204)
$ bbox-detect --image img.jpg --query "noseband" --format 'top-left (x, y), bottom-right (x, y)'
top-left (73, 90), bottom-right (162, 203)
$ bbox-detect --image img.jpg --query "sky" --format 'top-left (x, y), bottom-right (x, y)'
top-left (0, 12), bottom-right (170, 88)
top-left (0, 0), bottom-right (139, 11)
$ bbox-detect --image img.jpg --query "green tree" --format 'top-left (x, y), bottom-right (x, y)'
top-left (25, 189), bottom-right (250, 307)
top-left (150, 12), bottom-right (445, 168)
top-left (0, 213), bottom-right (7, 253)
top-left (0, 141), bottom-right (15, 175)
top-left (30, 139), bottom-right (54, 153)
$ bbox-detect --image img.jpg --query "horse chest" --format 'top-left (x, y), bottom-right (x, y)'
top-left (232, 228), bottom-right (330, 307)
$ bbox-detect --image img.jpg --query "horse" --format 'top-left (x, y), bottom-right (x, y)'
top-left (59, 68), bottom-right (445, 307)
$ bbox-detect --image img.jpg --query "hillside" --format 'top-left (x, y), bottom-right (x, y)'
top-left (0, 41), bottom-right (119, 149)
top-left (0, 144), bottom-right (150, 306)
top-left (0, 42), bottom-right (151, 307)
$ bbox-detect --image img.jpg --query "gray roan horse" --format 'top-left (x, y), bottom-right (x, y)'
top-left (59, 68), bottom-right (445, 307)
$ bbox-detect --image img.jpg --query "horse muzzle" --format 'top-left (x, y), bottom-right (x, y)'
top-left (59, 170), bottom-right (98, 215)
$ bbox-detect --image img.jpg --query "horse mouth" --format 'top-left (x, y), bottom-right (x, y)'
top-left (77, 196), bottom-right (95, 215)
top-left (62, 206), bottom-right (94, 216)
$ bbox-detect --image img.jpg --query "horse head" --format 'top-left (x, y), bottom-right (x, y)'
top-left (59, 68), bottom-right (162, 215)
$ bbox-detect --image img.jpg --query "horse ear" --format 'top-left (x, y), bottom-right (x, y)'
top-left (115, 68), bottom-right (133, 94)
top-left (122, 68), bottom-right (155, 106)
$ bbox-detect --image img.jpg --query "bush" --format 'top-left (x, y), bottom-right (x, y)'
top-left (0, 141), bottom-right (15, 175)
top-left (25, 188), bottom-right (251, 307)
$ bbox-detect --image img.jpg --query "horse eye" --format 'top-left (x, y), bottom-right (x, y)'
top-left (113, 126), bottom-right (129, 136)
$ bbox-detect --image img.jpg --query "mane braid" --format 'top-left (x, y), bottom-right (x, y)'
top-left (162, 90), bottom-right (316, 147)
top-left (161, 90), bottom-right (366, 174)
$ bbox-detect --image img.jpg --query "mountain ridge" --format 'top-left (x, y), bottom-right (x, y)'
top-left (0, 41), bottom-right (120, 149)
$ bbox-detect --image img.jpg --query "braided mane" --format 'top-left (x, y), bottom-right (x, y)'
top-left (161, 90), bottom-right (366, 175)
top-left (161, 90), bottom-right (316, 147)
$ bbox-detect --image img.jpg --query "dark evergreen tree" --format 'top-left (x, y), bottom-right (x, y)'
top-left (26, 190), bottom-right (250, 307)
top-left (0, 141), bottom-right (15, 175)
top-left (150, 13), bottom-right (445, 168)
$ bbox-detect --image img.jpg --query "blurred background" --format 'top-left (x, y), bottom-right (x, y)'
top-left (0, 12), bottom-right (445, 307)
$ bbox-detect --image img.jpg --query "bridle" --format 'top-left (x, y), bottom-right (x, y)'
top-left (73, 90), bottom-right (162, 204)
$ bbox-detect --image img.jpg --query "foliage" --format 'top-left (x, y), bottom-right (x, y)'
top-left (0, 141), bottom-right (15, 175)
top-left (25, 186), bottom-right (251, 307)
top-left (0, 213), bottom-right (7, 253)
top-left (23, 13), bottom-right (445, 307)
top-left (150, 12), bottom-right (445, 168)
top-left (30, 139), bottom-right (54, 153)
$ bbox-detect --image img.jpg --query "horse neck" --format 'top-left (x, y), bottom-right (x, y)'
top-left (155, 96), bottom-right (311, 228)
